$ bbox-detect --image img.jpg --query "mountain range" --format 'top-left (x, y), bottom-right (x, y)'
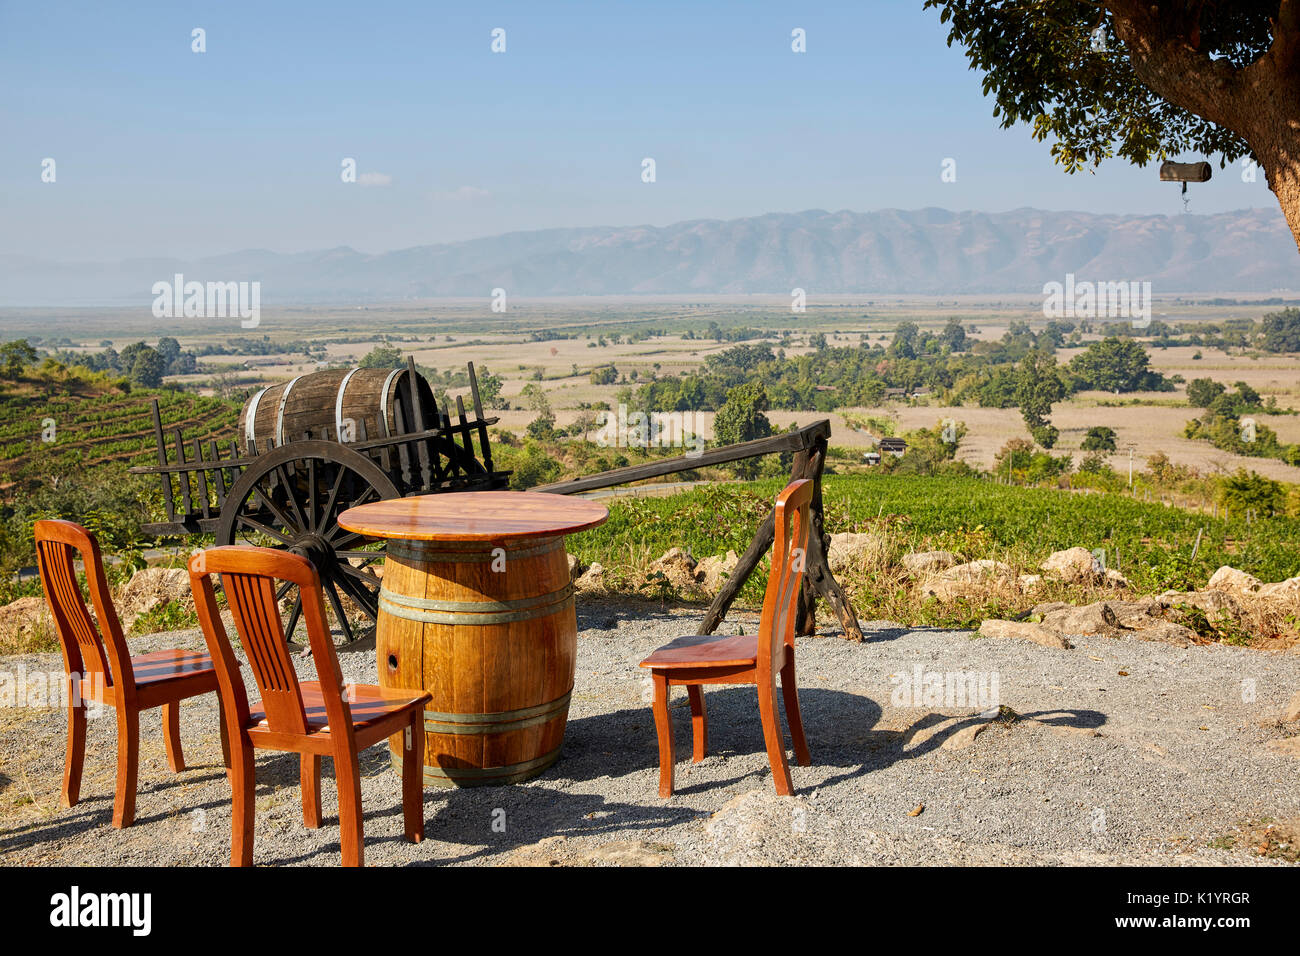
top-left (3, 207), bottom-right (1296, 306)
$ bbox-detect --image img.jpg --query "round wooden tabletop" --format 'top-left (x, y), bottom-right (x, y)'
top-left (337, 491), bottom-right (609, 542)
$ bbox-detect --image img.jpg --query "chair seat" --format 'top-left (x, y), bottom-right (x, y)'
top-left (640, 633), bottom-right (759, 669)
top-left (129, 648), bottom-right (218, 686)
top-left (246, 682), bottom-right (428, 734)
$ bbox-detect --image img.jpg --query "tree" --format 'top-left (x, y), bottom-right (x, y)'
top-left (1186, 376), bottom-right (1226, 407)
top-left (156, 336), bottom-right (181, 370)
top-left (0, 339), bottom-right (37, 378)
top-left (1259, 307), bottom-right (1300, 352)
top-left (1068, 337), bottom-right (1162, 392)
top-left (940, 316), bottom-right (969, 351)
top-left (128, 346), bottom-right (165, 388)
top-left (1219, 468), bottom-right (1285, 516)
top-left (1082, 426), bottom-right (1118, 451)
top-left (713, 382), bottom-right (772, 478)
top-left (476, 366), bottom-right (505, 409)
top-left (925, 1), bottom-right (1300, 251)
top-left (1014, 350), bottom-right (1065, 448)
top-left (358, 346), bottom-right (403, 369)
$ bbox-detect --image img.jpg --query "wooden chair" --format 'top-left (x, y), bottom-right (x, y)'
top-left (188, 545), bottom-right (430, 867)
top-left (640, 478), bottom-right (814, 797)
top-left (33, 519), bottom-right (229, 828)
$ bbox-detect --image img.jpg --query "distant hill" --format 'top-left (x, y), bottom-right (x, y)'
top-left (3, 207), bottom-right (1296, 305)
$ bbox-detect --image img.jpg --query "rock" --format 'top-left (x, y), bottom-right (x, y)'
top-left (828, 533), bottom-right (888, 573)
top-left (646, 547), bottom-right (698, 590)
top-left (942, 722), bottom-right (987, 750)
top-left (115, 567), bottom-right (194, 630)
top-left (703, 788), bottom-right (813, 865)
top-left (1130, 620), bottom-right (1198, 647)
top-left (1103, 569), bottom-right (1130, 588)
top-left (942, 559), bottom-right (1014, 581)
top-left (1040, 547), bottom-right (1104, 584)
top-left (1158, 589), bottom-right (1242, 618)
top-left (574, 562), bottom-right (605, 592)
top-left (1040, 601), bottom-right (1121, 637)
top-left (1284, 690), bottom-right (1300, 723)
top-left (0, 595), bottom-right (53, 646)
top-left (1257, 578), bottom-right (1300, 611)
top-left (1017, 574), bottom-right (1044, 589)
top-left (1030, 601), bottom-right (1072, 618)
top-left (1207, 566), bottom-right (1262, 594)
top-left (566, 553), bottom-right (584, 580)
top-left (979, 618), bottom-right (1071, 650)
top-left (694, 550), bottom-right (739, 593)
top-left (1103, 599), bottom-right (1163, 629)
top-left (902, 550), bottom-right (962, 575)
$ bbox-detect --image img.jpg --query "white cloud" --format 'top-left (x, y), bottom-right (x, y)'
top-left (431, 185), bottom-right (491, 202)
top-left (359, 172), bottom-right (393, 187)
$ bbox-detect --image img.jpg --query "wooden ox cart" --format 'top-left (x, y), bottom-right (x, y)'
top-left (130, 358), bottom-right (509, 642)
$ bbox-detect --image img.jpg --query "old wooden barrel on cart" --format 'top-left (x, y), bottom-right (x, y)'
top-left (336, 492), bottom-right (609, 786)
top-left (237, 366), bottom-right (437, 452)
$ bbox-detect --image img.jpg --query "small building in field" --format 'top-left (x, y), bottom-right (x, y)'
top-left (878, 438), bottom-right (908, 458)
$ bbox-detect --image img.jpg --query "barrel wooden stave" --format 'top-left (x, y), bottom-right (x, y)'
top-left (376, 535), bottom-right (576, 786)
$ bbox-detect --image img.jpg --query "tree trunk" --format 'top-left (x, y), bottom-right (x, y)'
top-left (1109, 0), bottom-right (1300, 253)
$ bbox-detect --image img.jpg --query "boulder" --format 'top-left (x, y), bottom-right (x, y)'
top-left (694, 550), bottom-right (739, 593)
top-left (1207, 566), bottom-right (1262, 594)
top-left (1158, 589), bottom-right (1242, 618)
top-left (979, 618), bottom-right (1071, 649)
top-left (1040, 601), bottom-right (1122, 637)
top-left (828, 533), bottom-right (888, 573)
top-left (1040, 547), bottom-right (1104, 584)
top-left (646, 548), bottom-right (698, 590)
top-left (1257, 578), bottom-right (1300, 611)
top-left (1103, 569), bottom-right (1130, 589)
top-left (1102, 598), bottom-right (1163, 629)
top-left (115, 567), bottom-right (194, 630)
top-left (1017, 574), bottom-right (1044, 590)
top-left (566, 553), bottom-right (583, 580)
top-left (574, 562), bottom-right (606, 592)
top-left (902, 550), bottom-right (962, 575)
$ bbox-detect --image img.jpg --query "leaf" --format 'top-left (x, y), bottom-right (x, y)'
top-left (908, 803), bottom-right (925, 817)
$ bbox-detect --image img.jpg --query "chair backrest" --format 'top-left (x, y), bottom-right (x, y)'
top-left (757, 479), bottom-right (814, 678)
top-left (34, 519), bottom-right (129, 695)
top-left (188, 546), bottom-right (354, 742)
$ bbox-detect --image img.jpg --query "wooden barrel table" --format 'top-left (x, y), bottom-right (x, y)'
top-left (337, 492), bottom-right (608, 787)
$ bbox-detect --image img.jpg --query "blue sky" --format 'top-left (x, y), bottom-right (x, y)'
top-left (0, 0), bottom-right (1277, 261)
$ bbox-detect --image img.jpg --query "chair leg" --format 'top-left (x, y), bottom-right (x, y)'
top-left (217, 696), bottom-right (232, 772)
top-left (61, 698), bottom-right (86, 809)
top-left (687, 685), bottom-right (708, 762)
top-left (112, 707), bottom-right (140, 828)
top-left (335, 747), bottom-right (365, 867)
top-left (757, 682), bottom-right (794, 796)
top-left (229, 742), bottom-right (256, 867)
top-left (301, 754), bottom-right (322, 829)
top-left (780, 654), bottom-right (811, 766)
top-left (402, 713), bottom-right (424, 844)
top-left (652, 672), bottom-right (674, 797)
top-left (162, 701), bottom-right (185, 773)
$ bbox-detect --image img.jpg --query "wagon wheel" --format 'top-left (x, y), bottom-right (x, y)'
top-left (217, 441), bottom-right (399, 646)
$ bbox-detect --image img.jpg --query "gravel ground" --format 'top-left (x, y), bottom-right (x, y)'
top-left (2, 598), bottom-right (1299, 866)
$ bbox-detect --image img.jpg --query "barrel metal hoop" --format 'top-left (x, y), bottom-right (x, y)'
top-left (334, 368), bottom-right (361, 442)
top-left (274, 375), bottom-right (303, 447)
top-left (393, 747), bottom-right (563, 787)
top-left (386, 537), bottom-right (563, 564)
top-left (379, 583), bottom-right (573, 624)
top-left (379, 368), bottom-right (403, 438)
top-left (244, 388), bottom-right (267, 448)
top-left (422, 690), bottom-right (572, 734)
